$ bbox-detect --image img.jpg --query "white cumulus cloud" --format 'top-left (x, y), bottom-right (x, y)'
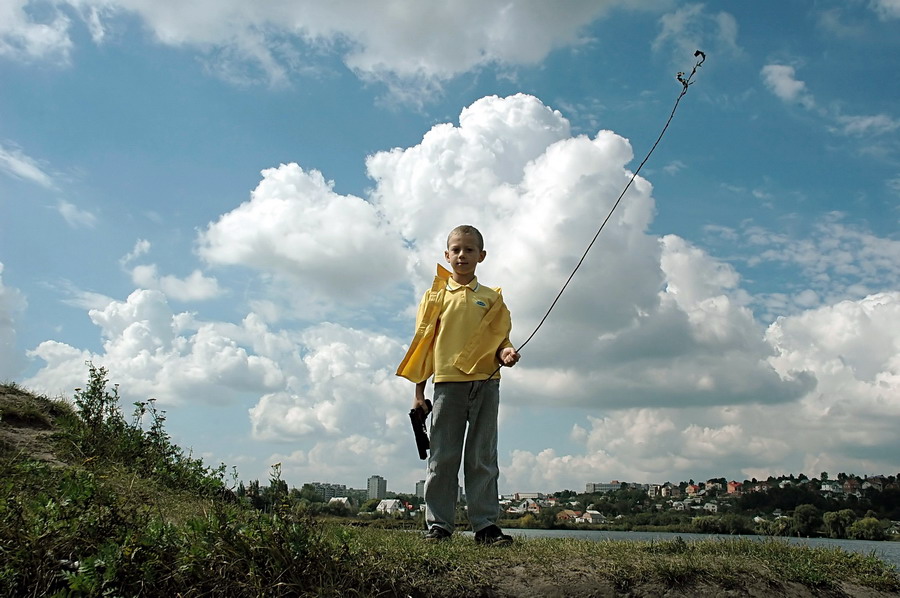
top-left (365, 95), bottom-right (811, 412)
top-left (26, 289), bottom-right (286, 404)
top-left (198, 163), bottom-right (406, 305)
top-left (764, 292), bottom-right (900, 466)
top-left (248, 323), bottom-right (407, 442)
top-left (130, 264), bottom-right (221, 302)
top-left (0, 0), bottom-right (649, 91)
top-left (761, 64), bottom-right (816, 109)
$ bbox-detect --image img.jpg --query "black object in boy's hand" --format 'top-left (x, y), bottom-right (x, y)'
top-left (409, 399), bottom-right (433, 460)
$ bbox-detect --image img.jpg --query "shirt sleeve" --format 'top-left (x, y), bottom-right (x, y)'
top-left (413, 289), bottom-right (430, 332)
top-left (395, 289), bottom-right (438, 383)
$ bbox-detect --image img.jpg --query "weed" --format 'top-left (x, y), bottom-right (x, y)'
top-left (65, 362), bottom-right (227, 497)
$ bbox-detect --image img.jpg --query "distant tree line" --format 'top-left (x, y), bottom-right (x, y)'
top-left (524, 479), bottom-right (899, 539)
top-left (235, 469), bottom-right (424, 521)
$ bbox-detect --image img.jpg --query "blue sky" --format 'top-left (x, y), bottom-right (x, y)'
top-left (2, 1), bottom-right (899, 495)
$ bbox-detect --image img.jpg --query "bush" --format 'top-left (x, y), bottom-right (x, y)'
top-left (823, 509), bottom-right (856, 539)
top-left (847, 517), bottom-right (886, 541)
top-left (755, 517), bottom-right (792, 536)
top-left (67, 362), bottom-right (226, 497)
top-left (691, 514), bottom-right (753, 535)
top-left (792, 504), bottom-right (822, 537)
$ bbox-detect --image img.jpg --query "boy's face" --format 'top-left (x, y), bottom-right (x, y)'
top-left (445, 232), bottom-right (486, 282)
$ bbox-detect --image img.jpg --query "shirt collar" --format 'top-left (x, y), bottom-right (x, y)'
top-left (446, 276), bottom-right (480, 292)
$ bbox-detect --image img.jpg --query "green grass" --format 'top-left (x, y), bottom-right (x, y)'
top-left (2, 374), bottom-right (899, 597)
top-left (433, 534), bottom-right (900, 593)
top-left (3, 455), bottom-right (899, 597)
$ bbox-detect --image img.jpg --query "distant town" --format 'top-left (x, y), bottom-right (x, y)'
top-left (235, 471), bottom-right (900, 541)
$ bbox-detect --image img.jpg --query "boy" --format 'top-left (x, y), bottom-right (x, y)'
top-left (396, 225), bottom-right (520, 545)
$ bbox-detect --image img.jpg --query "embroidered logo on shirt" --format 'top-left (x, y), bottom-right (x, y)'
top-left (474, 300), bottom-right (487, 307)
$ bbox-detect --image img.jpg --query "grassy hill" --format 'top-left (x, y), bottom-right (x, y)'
top-left (2, 371), bottom-right (899, 597)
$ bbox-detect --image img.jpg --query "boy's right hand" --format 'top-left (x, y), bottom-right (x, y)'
top-left (413, 380), bottom-right (429, 413)
top-left (412, 395), bottom-right (431, 414)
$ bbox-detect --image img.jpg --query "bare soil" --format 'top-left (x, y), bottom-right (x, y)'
top-left (477, 559), bottom-right (900, 597)
top-left (0, 385), bottom-right (69, 467)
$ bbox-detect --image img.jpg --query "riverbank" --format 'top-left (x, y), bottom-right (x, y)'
top-left (336, 526), bottom-right (900, 597)
top-left (498, 528), bottom-right (900, 569)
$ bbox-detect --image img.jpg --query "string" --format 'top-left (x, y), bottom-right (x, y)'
top-left (490, 50), bottom-right (707, 379)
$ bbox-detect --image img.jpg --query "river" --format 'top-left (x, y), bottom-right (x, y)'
top-left (494, 528), bottom-right (900, 568)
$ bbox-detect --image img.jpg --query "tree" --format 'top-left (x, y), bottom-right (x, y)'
top-left (536, 506), bottom-right (563, 529)
top-left (721, 513), bottom-right (754, 535)
top-left (847, 517), bottom-right (886, 541)
top-left (247, 480), bottom-right (264, 510)
top-left (392, 492), bottom-right (422, 508)
top-left (869, 487), bottom-right (900, 520)
top-left (792, 504), bottom-right (821, 537)
top-left (321, 500), bottom-right (352, 516)
top-left (756, 517), bottom-right (791, 536)
top-left (820, 472), bottom-right (829, 482)
top-left (298, 483), bottom-right (324, 503)
top-left (823, 509), bottom-right (856, 539)
top-left (693, 514), bottom-right (752, 535)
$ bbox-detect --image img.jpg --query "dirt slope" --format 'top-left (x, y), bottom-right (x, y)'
top-left (0, 384), bottom-right (70, 467)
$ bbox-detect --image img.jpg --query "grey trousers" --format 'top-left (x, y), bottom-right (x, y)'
top-left (424, 379), bottom-right (500, 533)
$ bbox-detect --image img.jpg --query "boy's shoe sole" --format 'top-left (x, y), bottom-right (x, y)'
top-left (423, 527), bottom-right (452, 541)
top-left (475, 535), bottom-right (513, 546)
top-left (474, 525), bottom-right (513, 546)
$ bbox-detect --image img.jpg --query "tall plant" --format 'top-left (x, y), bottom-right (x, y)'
top-left (70, 362), bottom-right (225, 496)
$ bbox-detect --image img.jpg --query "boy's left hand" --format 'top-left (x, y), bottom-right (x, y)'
top-left (498, 347), bottom-right (520, 367)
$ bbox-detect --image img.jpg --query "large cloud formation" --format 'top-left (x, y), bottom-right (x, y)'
top-left (1, 0), bottom-right (645, 87)
top-left (24, 94), bottom-right (900, 491)
top-left (27, 289), bottom-right (287, 401)
top-left (368, 94), bottom-right (813, 408)
top-left (198, 164), bottom-right (407, 305)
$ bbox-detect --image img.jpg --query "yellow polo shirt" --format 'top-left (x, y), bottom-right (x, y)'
top-left (396, 265), bottom-right (513, 383)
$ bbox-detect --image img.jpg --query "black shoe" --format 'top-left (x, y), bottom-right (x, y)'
top-left (423, 526), bottom-right (452, 541)
top-left (474, 525), bottom-right (513, 546)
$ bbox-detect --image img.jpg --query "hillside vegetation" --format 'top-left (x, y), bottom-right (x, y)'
top-left (2, 366), bottom-right (899, 597)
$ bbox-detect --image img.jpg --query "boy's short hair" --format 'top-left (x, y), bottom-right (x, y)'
top-left (447, 225), bottom-right (484, 250)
